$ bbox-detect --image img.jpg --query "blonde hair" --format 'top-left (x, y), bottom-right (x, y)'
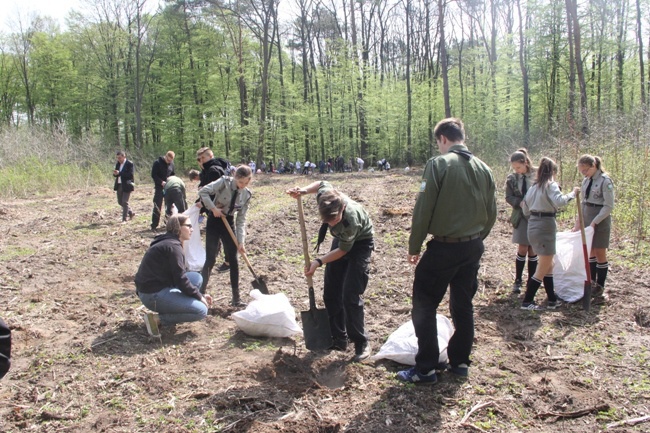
top-left (166, 151), bottom-right (175, 159)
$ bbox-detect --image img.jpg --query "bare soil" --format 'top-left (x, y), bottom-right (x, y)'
top-left (1, 171), bottom-right (649, 432)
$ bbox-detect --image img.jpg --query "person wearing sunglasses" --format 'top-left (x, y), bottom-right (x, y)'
top-left (135, 214), bottom-right (212, 333)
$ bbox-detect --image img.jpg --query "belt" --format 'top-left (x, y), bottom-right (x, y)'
top-left (585, 202), bottom-right (603, 208)
top-left (433, 233), bottom-right (481, 243)
top-left (530, 211), bottom-right (556, 217)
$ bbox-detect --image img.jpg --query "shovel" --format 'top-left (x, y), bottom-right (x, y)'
top-left (575, 191), bottom-right (592, 311)
top-left (296, 196), bottom-right (332, 351)
top-left (220, 215), bottom-right (269, 294)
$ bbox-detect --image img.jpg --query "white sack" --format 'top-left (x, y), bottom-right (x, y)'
top-left (183, 205), bottom-right (205, 271)
top-left (554, 227), bottom-right (594, 303)
top-left (232, 289), bottom-right (303, 338)
top-left (369, 315), bottom-right (453, 365)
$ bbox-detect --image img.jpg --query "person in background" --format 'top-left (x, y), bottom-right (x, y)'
top-left (356, 157), bottom-right (364, 172)
top-left (295, 160), bottom-right (301, 174)
top-left (0, 317), bottom-right (10, 379)
top-left (163, 172), bottom-right (197, 216)
top-left (505, 149), bottom-right (537, 294)
top-left (196, 147), bottom-right (230, 272)
top-left (249, 160), bottom-right (256, 174)
top-left (574, 154), bottom-right (614, 302)
top-left (286, 181), bottom-right (375, 362)
top-left (397, 117), bottom-right (496, 384)
top-left (520, 157), bottom-right (580, 310)
top-left (113, 150), bottom-right (135, 223)
top-left (269, 160), bottom-right (274, 174)
top-left (135, 214), bottom-right (212, 333)
top-left (151, 151), bottom-right (175, 231)
top-left (199, 165), bottom-right (253, 307)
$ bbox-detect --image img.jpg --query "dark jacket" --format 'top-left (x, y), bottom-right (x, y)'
top-left (0, 317), bottom-right (10, 379)
top-left (113, 159), bottom-right (135, 192)
top-left (134, 233), bottom-right (202, 301)
top-left (199, 157), bottom-right (230, 187)
top-left (151, 156), bottom-right (175, 189)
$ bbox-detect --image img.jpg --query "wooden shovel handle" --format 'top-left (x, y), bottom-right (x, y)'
top-left (296, 196), bottom-right (314, 288)
top-left (219, 214), bottom-right (258, 279)
top-left (575, 191), bottom-right (591, 282)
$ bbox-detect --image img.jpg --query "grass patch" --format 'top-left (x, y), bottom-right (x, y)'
top-left (0, 245), bottom-right (37, 260)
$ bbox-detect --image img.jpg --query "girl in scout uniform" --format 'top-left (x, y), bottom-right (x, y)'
top-left (199, 165), bottom-right (253, 307)
top-left (287, 181), bottom-right (374, 362)
top-left (520, 157), bottom-right (580, 310)
top-left (574, 155), bottom-right (614, 299)
top-left (505, 149), bottom-right (537, 294)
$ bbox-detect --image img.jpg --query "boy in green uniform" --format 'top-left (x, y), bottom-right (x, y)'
top-left (398, 118), bottom-right (496, 383)
top-left (287, 181), bottom-right (374, 361)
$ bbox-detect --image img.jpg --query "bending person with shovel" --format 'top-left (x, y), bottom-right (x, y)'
top-left (287, 181), bottom-right (374, 362)
top-left (199, 165), bottom-right (253, 307)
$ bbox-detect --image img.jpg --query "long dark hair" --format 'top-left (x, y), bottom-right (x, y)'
top-left (510, 148), bottom-right (535, 174)
top-left (535, 157), bottom-right (557, 189)
top-left (578, 154), bottom-right (606, 175)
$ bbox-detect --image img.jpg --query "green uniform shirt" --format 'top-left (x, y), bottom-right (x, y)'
top-left (163, 175), bottom-right (185, 193)
top-left (318, 181), bottom-right (374, 252)
top-left (408, 144), bottom-right (497, 255)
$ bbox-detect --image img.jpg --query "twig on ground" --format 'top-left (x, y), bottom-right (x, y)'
top-left (535, 404), bottom-right (609, 420)
top-left (90, 336), bottom-right (119, 348)
top-left (459, 400), bottom-right (494, 425)
top-left (606, 415), bottom-right (650, 429)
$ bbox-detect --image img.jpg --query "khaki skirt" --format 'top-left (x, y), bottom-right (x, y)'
top-left (583, 206), bottom-right (611, 249)
top-left (527, 215), bottom-right (557, 255)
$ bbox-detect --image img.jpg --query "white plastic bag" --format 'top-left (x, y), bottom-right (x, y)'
top-left (369, 315), bottom-right (453, 365)
top-left (183, 205), bottom-right (205, 271)
top-left (232, 290), bottom-right (303, 338)
top-left (554, 227), bottom-right (594, 303)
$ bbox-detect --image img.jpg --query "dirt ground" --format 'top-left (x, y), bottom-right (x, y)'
top-left (1, 170), bottom-right (649, 432)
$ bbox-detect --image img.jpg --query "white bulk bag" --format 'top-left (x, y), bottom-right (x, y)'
top-left (183, 205), bottom-right (205, 271)
top-left (370, 315), bottom-right (454, 365)
top-left (554, 227), bottom-right (594, 303)
top-left (232, 290), bottom-right (303, 338)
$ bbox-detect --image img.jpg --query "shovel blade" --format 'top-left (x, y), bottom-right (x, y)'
top-left (301, 307), bottom-right (332, 351)
top-left (251, 279), bottom-right (269, 294)
top-left (582, 280), bottom-right (592, 311)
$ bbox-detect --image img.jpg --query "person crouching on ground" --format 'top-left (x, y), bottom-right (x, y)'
top-left (135, 214), bottom-right (212, 332)
top-left (199, 165), bottom-right (253, 307)
top-left (286, 181), bottom-right (374, 362)
top-left (520, 157), bottom-right (580, 310)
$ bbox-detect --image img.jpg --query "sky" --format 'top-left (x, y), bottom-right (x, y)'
top-left (1, 0), bottom-right (295, 34)
top-left (1, 0), bottom-right (82, 33)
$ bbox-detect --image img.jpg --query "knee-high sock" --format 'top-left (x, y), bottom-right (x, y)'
top-left (596, 262), bottom-right (609, 288)
top-left (543, 274), bottom-right (557, 302)
top-left (589, 257), bottom-right (597, 282)
top-left (527, 255), bottom-right (538, 284)
top-left (515, 253), bottom-right (526, 282)
top-left (523, 276), bottom-right (543, 304)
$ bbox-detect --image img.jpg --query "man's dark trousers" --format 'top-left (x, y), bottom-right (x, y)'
top-left (412, 237), bottom-right (484, 374)
top-left (151, 186), bottom-right (164, 229)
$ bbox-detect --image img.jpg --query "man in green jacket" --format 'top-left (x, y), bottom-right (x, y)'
top-left (397, 117), bottom-right (497, 384)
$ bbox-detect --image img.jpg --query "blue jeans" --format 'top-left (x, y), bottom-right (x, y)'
top-left (138, 272), bottom-right (207, 326)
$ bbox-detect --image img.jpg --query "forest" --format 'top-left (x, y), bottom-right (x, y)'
top-left (0, 0), bottom-right (648, 161)
top-left (1, 0), bottom-right (649, 243)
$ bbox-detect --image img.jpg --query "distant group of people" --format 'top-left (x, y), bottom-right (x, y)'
top-left (108, 115), bottom-right (614, 379)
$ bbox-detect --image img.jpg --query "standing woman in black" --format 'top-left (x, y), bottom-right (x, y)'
top-left (505, 149), bottom-right (537, 294)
